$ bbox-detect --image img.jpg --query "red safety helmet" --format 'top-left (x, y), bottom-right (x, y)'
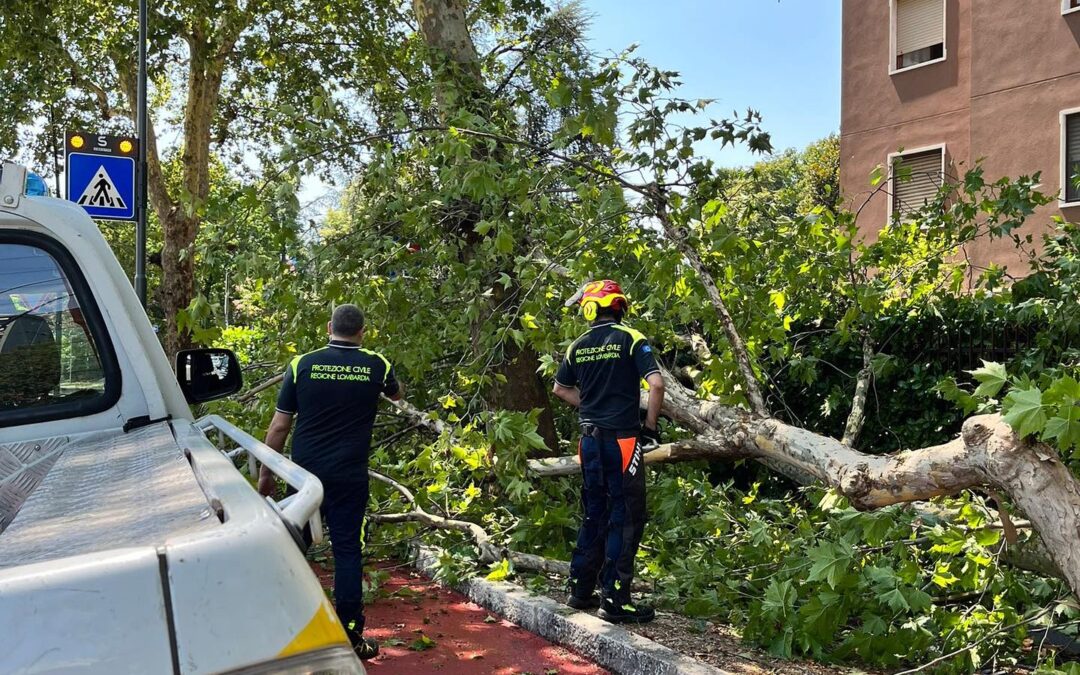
top-left (567, 279), bottom-right (628, 321)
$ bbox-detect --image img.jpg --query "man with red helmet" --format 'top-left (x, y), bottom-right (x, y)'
top-left (553, 279), bottom-right (665, 623)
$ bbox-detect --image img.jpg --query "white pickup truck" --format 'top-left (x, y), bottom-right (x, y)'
top-left (0, 162), bottom-right (365, 674)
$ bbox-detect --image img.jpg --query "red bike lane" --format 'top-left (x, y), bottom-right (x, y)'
top-left (313, 562), bottom-right (609, 675)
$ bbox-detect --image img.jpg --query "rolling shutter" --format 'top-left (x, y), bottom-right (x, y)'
top-left (896, 0), bottom-right (944, 57)
top-left (892, 149), bottom-right (943, 218)
top-left (1066, 113), bottom-right (1080, 203)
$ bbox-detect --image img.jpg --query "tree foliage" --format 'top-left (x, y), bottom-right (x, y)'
top-left (6, 1), bottom-right (1080, 671)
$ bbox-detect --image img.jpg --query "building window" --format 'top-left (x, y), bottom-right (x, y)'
top-left (1066, 0), bottom-right (1080, 15)
top-left (890, 147), bottom-right (945, 219)
top-left (1064, 111), bottom-right (1080, 204)
top-left (893, 0), bottom-right (946, 72)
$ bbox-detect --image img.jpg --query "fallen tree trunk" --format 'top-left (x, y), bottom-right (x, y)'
top-left (526, 376), bottom-right (1080, 598)
top-left (371, 365), bottom-right (1069, 587)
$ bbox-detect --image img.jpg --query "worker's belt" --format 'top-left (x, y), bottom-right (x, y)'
top-left (580, 424), bottom-right (639, 441)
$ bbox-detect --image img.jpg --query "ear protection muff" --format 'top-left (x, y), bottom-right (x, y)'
top-left (582, 300), bottom-right (599, 322)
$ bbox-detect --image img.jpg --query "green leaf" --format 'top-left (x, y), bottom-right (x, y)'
top-left (761, 579), bottom-right (796, 619)
top-left (408, 634), bottom-right (437, 651)
top-left (878, 588), bottom-right (909, 613)
top-left (494, 228), bottom-right (514, 254)
top-left (974, 528), bottom-right (1002, 548)
top-left (968, 360), bottom-right (1009, 399)
top-left (901, 587), bottom-right (932, 613)
top-left (807, 541), bottom-right (853, 589)
top-left (869, 165), bottom-right (885, 187)
top-left (769, 290), bottom-right (786, 311)
top-left (767, 628), bottom-right (794, 658)
top-left (931, 571), bottom-right (960, 588)
top-left (1044, 404), bottom-right (1080, 452)
top-left (1045, 375), bottom-right (1080, 405)
top-left (485, 558), bottom-right (512, 582)
top-left (1003, 386), bottom-right (1049, 438)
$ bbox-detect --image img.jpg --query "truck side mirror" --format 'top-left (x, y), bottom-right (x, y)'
top-left (175, 348), bottom-right (243, 404)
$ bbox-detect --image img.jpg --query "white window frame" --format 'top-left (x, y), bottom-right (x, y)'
top-left (1061, 107), bottom-right (1080, 207)
top-left (887, 143), bottom-right (947, 222)
top-left (1064, 0), bottom-right (1080, 17)
top-left (890, 0), bottom-right (948, 75)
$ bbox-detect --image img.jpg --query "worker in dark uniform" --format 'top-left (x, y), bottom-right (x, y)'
top-left (553, 280), bottom-right (664, 624)
top-left (260, 304), bottom-right (403, 660)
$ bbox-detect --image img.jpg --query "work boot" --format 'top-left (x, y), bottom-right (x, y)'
top-left (347, 624), bottom-right (379, 660)
top-left (352, 637), bottom-right (380, 660)
top-left (566, 576), bottom-right (601, 610)
top-left (566, 592), bottom-right (601, 610)
top-left (598, 596), bottom-right (655, 624)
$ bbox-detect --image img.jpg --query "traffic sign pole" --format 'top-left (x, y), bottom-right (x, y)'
top-left (135, 0), bottom-right (149, 308)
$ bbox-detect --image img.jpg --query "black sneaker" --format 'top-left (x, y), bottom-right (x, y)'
top-left (598, 597), bottom-right (655, 624)
top-left (566, 593), bottom-right (601, 610)
top-left (352, 636), bottom-right (380, 660)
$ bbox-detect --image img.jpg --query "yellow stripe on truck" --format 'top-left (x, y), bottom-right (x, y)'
top-left (277, 601), bottom-right (349, 657)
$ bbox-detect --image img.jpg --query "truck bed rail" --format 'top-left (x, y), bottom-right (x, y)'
top-left (196, 415), bottom-right (324, 544)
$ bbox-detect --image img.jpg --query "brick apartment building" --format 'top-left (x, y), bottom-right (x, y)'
top-left (840, 0), bottom-right (1080, 270)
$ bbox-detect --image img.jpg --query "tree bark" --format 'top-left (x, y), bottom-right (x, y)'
top-left (527, 372), bottom-right (1080, 599)
top-left (113, 12), bottom-right (243, 358)
top-left (841, 335), bottom-right (875, 447)
top-left (647, 188), bottom-right (768, 417)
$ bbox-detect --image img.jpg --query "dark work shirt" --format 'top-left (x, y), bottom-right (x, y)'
top-left (554, 321), bottom-right (660, 431)
top-left (276, 340), bottom-right (400, 482)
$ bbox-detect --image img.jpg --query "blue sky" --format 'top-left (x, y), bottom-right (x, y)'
top-left (582, 0), bottom-right (841, 167)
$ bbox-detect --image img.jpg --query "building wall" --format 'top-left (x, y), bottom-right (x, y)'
top-left (969, 73), bottom-right (1080, 268)
top-left (840, 0), bottom-right (1080, 271)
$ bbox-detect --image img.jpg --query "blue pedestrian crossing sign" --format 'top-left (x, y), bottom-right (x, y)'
top-left (65, 132), bottom-right (137, 221)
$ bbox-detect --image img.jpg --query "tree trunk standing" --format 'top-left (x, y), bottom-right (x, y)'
top-left (491, 346), bottom-right (560, 452)
top-left (112, 14), bottom-right (241, 358)
top-left (412, 0), bottom-right (559, 451)
top-left (411, 0), bottom-right (482, 103)
top-left (158, 214), bottom-right (198, 356)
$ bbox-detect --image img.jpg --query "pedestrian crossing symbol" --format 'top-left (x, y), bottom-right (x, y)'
top-left (65, 149), bottom-right (136, 221)
top-left (76, 166), bottom-right (127, 210)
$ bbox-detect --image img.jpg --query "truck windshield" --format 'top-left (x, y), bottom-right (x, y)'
top-left (0, 242), bottom-right (108, 414)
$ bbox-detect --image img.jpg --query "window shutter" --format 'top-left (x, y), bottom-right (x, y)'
top-left (1067, 114), bottom-right (1080, 202)
top-left (893, 149), bottom-right (943, 218)
top-left (896, 0), bottom-right (944, 56)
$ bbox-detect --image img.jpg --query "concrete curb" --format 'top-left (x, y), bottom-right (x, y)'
top-left (410, 546), bottom-right (728, 675)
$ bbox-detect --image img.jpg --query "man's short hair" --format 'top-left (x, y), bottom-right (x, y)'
top-left (331, 304), bottom-right (365, 336)
top-left (595, 306), bottom-right (624, 322)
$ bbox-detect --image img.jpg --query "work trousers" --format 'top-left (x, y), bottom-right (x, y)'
top-left (320, 478), bottom-right (370, 635)
top-left (568, 427), bottom-right (646, 603)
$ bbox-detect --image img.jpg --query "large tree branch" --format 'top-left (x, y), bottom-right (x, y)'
top-left (368, 469), bottom-right (569, 576)
top-left (528, 389), bottom-right (1080, 598)
top-left (646, 185), bottom-right (769, 417)
top-left (841, 335), bottom-right (875, 447)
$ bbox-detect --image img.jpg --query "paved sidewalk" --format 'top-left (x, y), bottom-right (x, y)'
top-left (313, 561), bottom-right (608, 675)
